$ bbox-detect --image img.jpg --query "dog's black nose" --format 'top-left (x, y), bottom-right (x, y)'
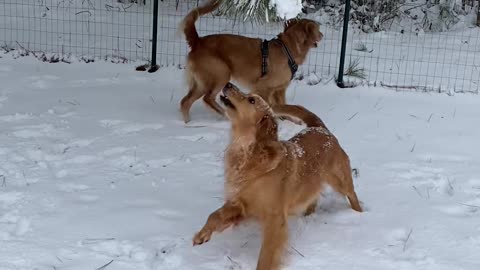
top-left (225, 82), bottom-right (233, 88)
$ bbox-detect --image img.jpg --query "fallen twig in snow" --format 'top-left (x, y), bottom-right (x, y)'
top-left (459, 203), bottom-right (480, 208)
top-left (185, 126), bottom-right (206, 129)
top-left (226, 255), bottom-right (241, 269)
top-left (66, 100), bottom-right (79, 106)
top-left (96, 260), bottom-right (114, 270)
top-left (427, 113), bottom-right (433, 122)
top-left (352, 168), bottom-right (360, 178)
top-left (348, 112), bottom-right (359, 121)
top-left (290, 245), bottom-right (305, 258)
top-left (62, 146), bottom-right (71, 154)
top-left (170, 89), bottom-right (175, 103)
top-left (82, 238), bottom-right (115, 244)
top-left (410, 143), bottom-right (416, 153)
top-left (447, 178), bottom-right (455, 191)
top-left (412, 186), bottom-right (423, 198)
top-left (1, 175), bottom-right (5, 187)
top-left (403, 228), bottom-right (413, 252)
top-left (75, 10), bottom-right (92, 16)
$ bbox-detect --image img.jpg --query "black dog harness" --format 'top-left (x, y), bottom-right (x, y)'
top-left (261, 38), bottom-right (298, 80)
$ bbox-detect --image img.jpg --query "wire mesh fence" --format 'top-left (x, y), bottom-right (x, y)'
top-left (156, 0), bottom-right (343, 80)
top-left (0, 0), bottom-right (479, 93)
top-left (0, 0), bottom-right (152, 62)
top-left (343, 15), bottom-right (480, 93)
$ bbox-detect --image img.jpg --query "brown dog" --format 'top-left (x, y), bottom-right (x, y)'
top-left (179, 0), bottom-right (323, 123)
top-left (193, 83), bottom-right (362, 270)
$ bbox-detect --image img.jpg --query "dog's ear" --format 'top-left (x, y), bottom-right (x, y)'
top-left (305, 21), bottom-right (323, 39)
top-left (304, 21), bottom-right (322, 43)
top-left (256, 114), bottom-right (278, 140)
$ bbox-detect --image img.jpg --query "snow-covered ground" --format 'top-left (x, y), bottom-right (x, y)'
top-left (1, 56), bottom-right (480, 269)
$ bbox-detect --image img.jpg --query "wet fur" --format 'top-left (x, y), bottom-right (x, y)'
top-left (193, 83), bottom-right (362, 270)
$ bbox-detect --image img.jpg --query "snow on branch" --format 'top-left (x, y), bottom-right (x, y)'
top-left (218, 0), bottom-right (303, 23)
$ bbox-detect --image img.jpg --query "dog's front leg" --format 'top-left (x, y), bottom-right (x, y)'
top-left (256, 214), bottom-right (288, 270)
top-left (193, 200), bottom-right (244, 246)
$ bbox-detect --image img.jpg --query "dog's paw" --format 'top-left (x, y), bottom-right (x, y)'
top-left (193, 228), bottom-right (212, 246)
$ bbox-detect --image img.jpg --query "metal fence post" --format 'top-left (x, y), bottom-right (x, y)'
top-left (148, 0), bottom-right (159, 72)
top-left (336, 0), bottom-right (351, 88)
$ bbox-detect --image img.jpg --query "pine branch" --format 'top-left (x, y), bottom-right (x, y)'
top-left (216, 0), bottom-right (298, 23)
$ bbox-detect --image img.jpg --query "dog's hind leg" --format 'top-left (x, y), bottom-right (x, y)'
top-left (203, 87), bottom-right (225, 117)
top-left (180, 83), bottom-right (203, 123)
top-left (194, 62), bottom-right (229, 118)
top-left (328, 173), bottom-right (363, 212)
top-left (346, 190), bottom-right (362, 212)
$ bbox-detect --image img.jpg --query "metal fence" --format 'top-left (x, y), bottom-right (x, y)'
top-left (343, 12), bottom-right (480, 93)
top-left (0, 0), bottom-right (152, 62)
top-left (1, 0), bottom-right (479, 93)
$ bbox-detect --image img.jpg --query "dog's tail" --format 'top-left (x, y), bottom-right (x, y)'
top-left (273, 104), bottom-right (326, 128)
top-left (180, 0), bottom-right (220, 48)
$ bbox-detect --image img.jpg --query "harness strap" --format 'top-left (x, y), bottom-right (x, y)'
top-left (260, 38), bottom-right (298, 80)
top-left (261, 39), bottom-right (269, 77)
top-left (273, 39), bottom-right (298, 80)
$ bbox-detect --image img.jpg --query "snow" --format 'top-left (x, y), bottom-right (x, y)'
top-left (269, 0), bottom-right (303, 19)
top-left (1, 55), bottom-right (480, 269)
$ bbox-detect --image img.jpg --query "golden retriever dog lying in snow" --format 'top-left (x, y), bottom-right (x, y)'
top-left (179, 0), bottom-right (323, 123)
top-left (193, 83), bottom-right (362, 270)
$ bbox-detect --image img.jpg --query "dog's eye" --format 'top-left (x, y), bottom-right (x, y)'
top-left (248, 97), bottom-right (255, 104)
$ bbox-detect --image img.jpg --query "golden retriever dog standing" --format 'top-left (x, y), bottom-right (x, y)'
top-left (193, 83), bottom-right (362, 270)
top-left (179, 0), bottom-right (323, 123)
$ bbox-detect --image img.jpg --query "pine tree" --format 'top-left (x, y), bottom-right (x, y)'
top-left (217, 0), bottom-right (302, 23)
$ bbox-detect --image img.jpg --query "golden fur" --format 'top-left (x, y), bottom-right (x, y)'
top-left (179, 0), bottom-right (323, 123)
top-left (193, 83), bottom-right (362, 270)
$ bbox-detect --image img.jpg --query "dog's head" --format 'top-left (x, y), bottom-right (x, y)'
top-left (220, 83), bottom-right (278, 142)
top-left (283, 18), bottom-right (323, 48)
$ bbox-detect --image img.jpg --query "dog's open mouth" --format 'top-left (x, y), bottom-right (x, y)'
top-left (314, 42), bottom-right (318, 48)
top-left (220, 95), bottom-right (235, 109)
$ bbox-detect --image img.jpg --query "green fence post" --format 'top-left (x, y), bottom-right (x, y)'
top-left (148, 0), bottom-right (159, 72)
top-left (336, 0), bottom-right (351, 88)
